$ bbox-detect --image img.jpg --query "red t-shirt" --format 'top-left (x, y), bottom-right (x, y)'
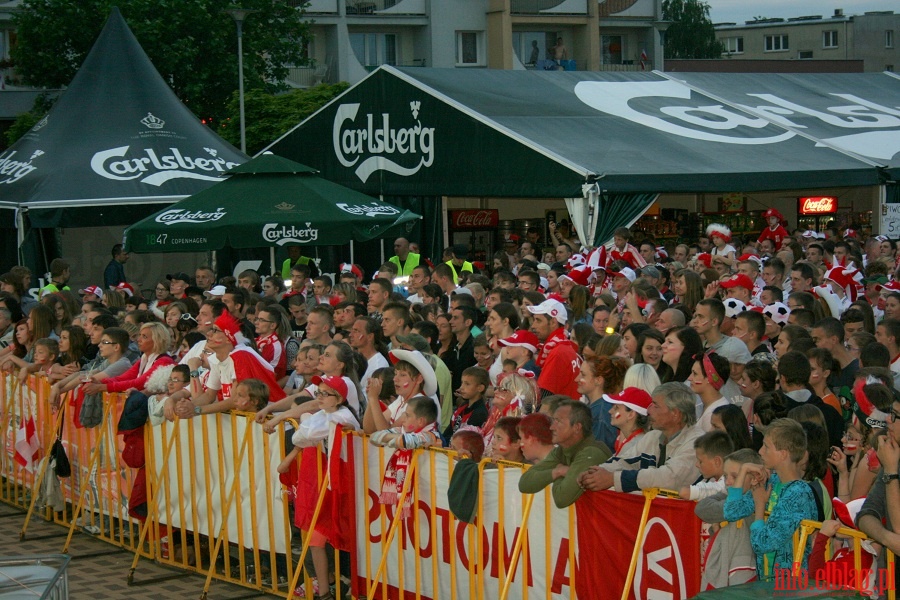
top-left (537, 341), bottom-right (582, 399)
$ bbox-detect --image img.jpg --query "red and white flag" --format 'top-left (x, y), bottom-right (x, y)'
top-left (640, 49), bottom-right (649, 70)
top-left (14, 415), bottom-right (40, 472)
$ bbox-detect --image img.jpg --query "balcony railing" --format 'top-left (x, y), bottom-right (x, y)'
top-left (284, 65), bottom-right (329, 87)
top-left (304, 0), bottom-right (338, 13)
top-left (346, 0), bottom-right (424, 15)
top-left (511, 0), bottom-right (587, 15)
top-left (598, 62), bottom-right (643, 71)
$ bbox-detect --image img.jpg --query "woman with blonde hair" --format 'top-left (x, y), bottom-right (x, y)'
top-left (483, 372), bottom-right (535, 452)
top-left (82, 322), bottom-right (174, 395)
top-left (623, 363), bottom-right (661, 397)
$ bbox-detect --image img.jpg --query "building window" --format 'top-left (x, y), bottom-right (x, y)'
top-left (349, 33), bottom-right (397, 68)
top-left (798, 51), bottom-right (813, 59)
top-left (456, 31), bottom-right (482, 66)
top-left (887, 30), bottom-right (895, 49)
top-left (601, 35), bottom-right (624, 64)
top-left (722, 37), bottom-right (743, 54)
top-left (764, 34), bottom-right (789, 52)
top-left (822, 30), bottom-right (838, 48)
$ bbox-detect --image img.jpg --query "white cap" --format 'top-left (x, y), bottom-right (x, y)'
top-left (526, 299), bottom-right (568, 324)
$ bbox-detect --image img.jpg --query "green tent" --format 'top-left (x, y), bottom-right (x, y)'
top-left (123, 153), bottom-right (420, 253)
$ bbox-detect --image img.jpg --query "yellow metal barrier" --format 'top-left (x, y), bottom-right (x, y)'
top-left (792, 518), bottom-right (897, 600)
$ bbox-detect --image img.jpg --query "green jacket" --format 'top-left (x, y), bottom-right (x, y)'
top-left (518, 436), bottom-right (611, 508)
top-left (388, 253), bottom-right (420, 277)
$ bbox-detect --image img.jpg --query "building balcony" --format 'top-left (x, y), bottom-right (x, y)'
top-left (511, 0), bottom-right (587, 15)
top-left (346, 0), bottom-right (425, 15)
top-left (284, 65), bottom-right (330, 88)
top-left (303, 0), bottom-right (338, 13)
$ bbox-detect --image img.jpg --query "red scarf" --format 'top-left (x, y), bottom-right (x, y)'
top-left (536, 327), bottom-right (576, 368)
top-left (614, 428), bottom-right (644, 454)
top-left (381, 422), bottom-right (436, 518)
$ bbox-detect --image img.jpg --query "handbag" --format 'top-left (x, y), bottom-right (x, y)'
top-left (51, 438), bottom-right (71, 478)
top-left (78, 391), bottom-right (103, 428)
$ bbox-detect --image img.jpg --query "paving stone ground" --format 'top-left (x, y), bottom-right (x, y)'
top-left (0, 503), bottom-right (276, 599)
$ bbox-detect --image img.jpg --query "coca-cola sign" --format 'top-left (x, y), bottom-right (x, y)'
top-left (451, 210), bottom-right (499, 229)
top-left (798, 196), bottom-right (837, 215)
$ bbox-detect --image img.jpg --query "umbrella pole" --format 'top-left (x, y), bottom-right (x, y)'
top-left (269, 246), bottom-right (275, 276)
top-left (350, 240), bottom-right (354, 265)
top-left (209, 250), bottom-right (216, 274)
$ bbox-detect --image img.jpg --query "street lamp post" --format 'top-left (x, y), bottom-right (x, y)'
top-left (225, 7), bottom-right (257, 154)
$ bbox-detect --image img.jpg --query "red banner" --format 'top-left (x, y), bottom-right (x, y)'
top-left (575, 491), bottom-right (702, 599)
top-left (450, 209), bottom-right (499, 229)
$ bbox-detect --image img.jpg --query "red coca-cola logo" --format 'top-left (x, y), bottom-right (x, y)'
top-left (799, 196), bottom-right (837, 215)
top-left (451, 210), bottom-right (499, 229)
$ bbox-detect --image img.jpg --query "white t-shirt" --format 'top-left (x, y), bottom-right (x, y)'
top-left (361, 352), bottom-right (390, 398)
top-left (385, 393), bottom-right (442, 426)
top-left (305, 375), bottom-right (360, 412)
top-left (180, 338), bottom-right (220, 368)
top-left (204, 356), bottom-right (237, 402)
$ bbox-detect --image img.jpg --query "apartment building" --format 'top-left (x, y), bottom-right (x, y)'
top-left (714, 9), bottom-right (898, 72)
top-left (294, 0), bottom-right (667, 86)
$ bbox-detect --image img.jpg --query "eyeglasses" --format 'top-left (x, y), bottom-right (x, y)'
top-left (207, 327), bottom-right (224, 336)
top-left (315, 390), bottom-right (340, 398)
top-left (99, 340), bottom-right (117, 345)
top-left (168, 378), bottom-right (187, 384)
top-left (890, 409), bottom-right (900, 423)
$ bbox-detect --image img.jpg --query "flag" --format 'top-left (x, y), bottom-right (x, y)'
top-left (640, 49), bottom-right (648, 71)
top-left (14, 415), bottom-right (40, 472)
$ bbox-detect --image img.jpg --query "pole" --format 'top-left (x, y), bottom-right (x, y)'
top-left (236, 19), bottom-right (247, 154)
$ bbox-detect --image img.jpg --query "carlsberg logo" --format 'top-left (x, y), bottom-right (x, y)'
top-left (333, 100), bottom-right (434, 183)
top-left (91, 146), bottom-right (240, 186)
top-left (263, 223), bottom-right (319, 245)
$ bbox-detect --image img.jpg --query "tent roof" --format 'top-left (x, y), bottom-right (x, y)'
top-left (266, 67), bottom-right (898, 196)
top-left (0, 8), bottom-right (246, 218)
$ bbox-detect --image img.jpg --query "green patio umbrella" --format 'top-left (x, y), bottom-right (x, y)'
top-left (123, 153), bottom-right (420, 253)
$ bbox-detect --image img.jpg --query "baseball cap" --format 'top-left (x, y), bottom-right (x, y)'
top-left (536, 262), bottom-right (551, 271)
top-left (611, 267), bottom-right (636, 282)
top-left (115, 282), bottom-right (135, 297)
top-left (720, 274), bottom-right (754, 291)
top-left (640, 265), bottom-right (661, 279)
top-left (396, 333), bottom-right (431, 353)
top-left (497, 330), bottom-right (539, 353)
top-left (527, 299), bottom-right (567, 324)
top-left (451, 287), bottom-right (473, 296)
top-left (603, 387), bottom-right (652, 416)
top-left (311, 375), bottom-right (348, 400)
top-left (167, 272), bottom-right (191, 283)
top-left (79, 285), bottom-right (104, 299)
top-left (204, 285), bottom-right (227, 298)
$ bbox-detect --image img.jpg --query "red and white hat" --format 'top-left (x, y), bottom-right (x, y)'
top-left (79, 285), bottom-right (104, 299)
top-left (339, 263), bottom-right (363, 280)
top-left (884, 279), bottom-right (900, 292)
top-left (603, 387), bottom-right (653, 416)
top-left (214, 311), bottom-right (242, 346)
top-left (737, 253), bottom-right (763, 267)
top-left (720, 273), bottom-right (754, 292)
top-left (585, 246), bottom-right (607, 272)
top-left (695, 253), bottom-right (713, 268)
top-left (498, 330), bottom-right (540, 353)
top-left (824, 264), bottom-right (864, 302)
top-left (311, 375), bottom-right (348, 400)
top-left (611, 266), bottom-right (636, 282)
top-left (561, 265), bottom-right (592, 287)
top-left (566, 254), bottom-right (586, 269)
top-left (115, 282), bottom-right (135, 297)
top-left (705, 223), bottom-right (732, 242)
top-left (526, 299), bottom-right (567, 325)
top-left (763, 208), bottom-right (784, 221)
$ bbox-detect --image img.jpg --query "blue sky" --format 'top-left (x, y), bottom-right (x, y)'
top-left (707, 0), bottom-right (896, 24)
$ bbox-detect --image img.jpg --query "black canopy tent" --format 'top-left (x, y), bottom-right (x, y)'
top-left (0, 8), bottom-right (246, 270)
top-left (266, 67), bottom-right (898, 246)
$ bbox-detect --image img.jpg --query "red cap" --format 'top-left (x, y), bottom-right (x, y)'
top-left (561, 265), bottom-right (592, 287)
top-left (498, 330), bottom-right (539, 353)
top-left (763, 208), bottom-right (783, 221)
top-left (720, 273), bottom-right (754, 291)
top-left (695, 253), bottom-right (712, 268)
top-left (79, 285), bottom-right (104, 299)
top-left (339, 263), bottom-right (363, 280)
top-left (311, 375), bottom-right (348, 400)
top-left (603, 387), bottom-right (653, 416)
top-left (213, 311), bottom-right (241, 345)
top-left (115, 282), bottom-right (135, 297)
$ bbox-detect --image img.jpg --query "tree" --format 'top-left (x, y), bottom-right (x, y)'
top-left (218, 83), bottom-right (349, 155)
top-left (11, 0), bottom-right (310, 125)
top-left (662, 0), bottom-right (723, 59)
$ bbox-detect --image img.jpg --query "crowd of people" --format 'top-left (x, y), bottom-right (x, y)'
top-left (3, 210), bottom-right (900, 596)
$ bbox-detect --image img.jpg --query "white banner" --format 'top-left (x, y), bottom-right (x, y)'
top-left (352, 436), bottom-right (576, 599)
top-left (151, 415), bottom-right (287, 553)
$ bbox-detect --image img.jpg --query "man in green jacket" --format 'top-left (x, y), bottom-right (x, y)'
top-left (518, 400), bottom-right (611, 508)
